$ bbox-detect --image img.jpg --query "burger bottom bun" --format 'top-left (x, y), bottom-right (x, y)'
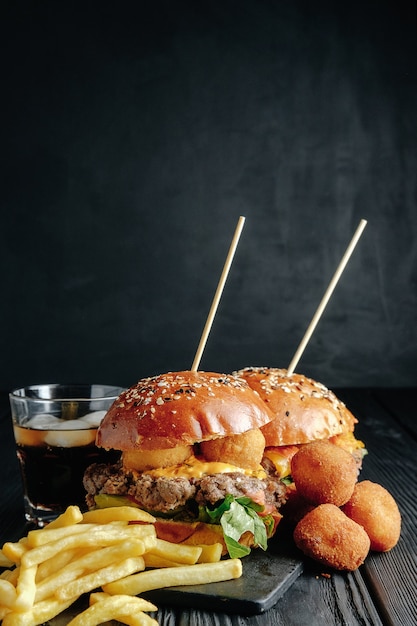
top-left (154, 519), bottom-right (256, 556)
top-left (122, 445), bottom-right (192, 471)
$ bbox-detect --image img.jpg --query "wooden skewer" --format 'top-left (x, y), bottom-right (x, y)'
top-left (191, 216), bottom-right (246, 372)
top-left (287, 218), bottom-right (368, 376)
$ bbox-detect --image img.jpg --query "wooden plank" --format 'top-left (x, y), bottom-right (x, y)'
top-left (373, 388), bottom-right (417, 439)
top-left (259, 565), bottom-right (384, 626)
top-left (148, 567), bottom-right (384, 626)
top-left (1, 390), bottom-right (415, 625)
top-left (335, 388), bottom-right (417, 626)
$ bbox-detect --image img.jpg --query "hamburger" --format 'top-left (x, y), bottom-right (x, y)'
top-left (83, 370), bottom-right (288, 557)
top-left (233, 367), bottom-right (366, 484)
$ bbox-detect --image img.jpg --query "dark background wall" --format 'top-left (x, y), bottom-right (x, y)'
top-left (1, 0), bottom-right (416, 391)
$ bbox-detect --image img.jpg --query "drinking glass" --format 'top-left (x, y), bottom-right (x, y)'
top-left (9, 383), bottom-right (124, 526)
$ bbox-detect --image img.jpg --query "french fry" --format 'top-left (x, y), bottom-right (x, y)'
top-left (56, 556), bottom-right (146, 601)
top-left (35, 562), bottom-right (84, 604)
top-left (35, 548), bottom-right (82, 582)
top-left (0, 607), bottom-right (11, 620)
top-left (43, 505), bottom-right (83, 529)
top-left (149, 538), bottom-right (202, 564)
top-left (0, 506), bottom-right (243, 626)
top-left (1, 595), bottom-right (77, 626)
top-left (14, 562), bottom-right (37, 611)
top-left (27, 523), bottom-right (99, 548)
top-left (88, 591), bottom-right (158, 626)
top-left (22, 524), bottom-right (156, 567)
top-left (66, 595), bottom-right (158, 626)
top-left (88, 591), bottom-right (110, 605)
top-left (2, 538), bottom-right (28, 564)
top-left (143, 553), bottom-right (184, 568)
top-left (28, 519), bottom-right (154, 548)
top-left (112, 614), bottom-right (158, 626)
top-left (143, 542), bottom-right (223, 568)
top-left (81, 506), bottom-right (155, 524)
top-left (0, 567), bottom-right (19, 586)
top-left (0, 550), bottom-right (14, 568)
top-left (196, 543), bottom-right (223, 563)
top-left (35, 541), bottom-right (146, 603)
top-left (103, 558), bottom-right (243, 596)
top-left (0, 579), bottom-right (17, 608)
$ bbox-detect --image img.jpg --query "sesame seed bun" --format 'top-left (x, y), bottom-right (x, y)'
top-left (234, 367), bottom-right (357, 447)
top-left (97, 370), bottom-right (276, 451)
top-left (87, 371), bottom-right (284, 556)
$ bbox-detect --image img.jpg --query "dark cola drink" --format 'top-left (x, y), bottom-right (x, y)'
top-left (14, 424), bottom-right (120, 526)
top-left (9, 383), bottom-right (125, 526)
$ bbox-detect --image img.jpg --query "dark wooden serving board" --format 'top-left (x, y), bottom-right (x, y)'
top-left (43, 529), bottom-right (304, 623)
top-left (144, 532), bottom-right (303, 615)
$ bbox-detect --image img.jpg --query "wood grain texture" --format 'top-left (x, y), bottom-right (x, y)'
top-left (373, 388), bottom-right (417, 440)
top-left (336, 388), bottom-right (417, 626)
top-left (1, 389), bottom-right (416, 624)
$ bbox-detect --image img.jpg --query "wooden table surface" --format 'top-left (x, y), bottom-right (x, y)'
top-left (1, 388), bottom-right (416, 625)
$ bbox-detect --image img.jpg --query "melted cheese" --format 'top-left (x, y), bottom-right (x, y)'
top-left (263, 446), bottom-right (299, 478)
top-left (145, 455), bottom-right (267, 479)
top-left (329, 432), bottom-right (365, 454)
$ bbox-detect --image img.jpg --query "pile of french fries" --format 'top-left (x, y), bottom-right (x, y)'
top-left (0, 505), bottom-right (242, 626)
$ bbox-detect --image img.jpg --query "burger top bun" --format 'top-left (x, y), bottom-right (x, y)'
top-left (234, 367), bottom-right (357, 447)
top-left (97, 370), bottom-right (276, 451)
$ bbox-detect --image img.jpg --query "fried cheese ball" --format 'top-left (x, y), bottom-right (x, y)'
top-left (342, 480), bottom-right (401, 552)
top-left (294, 503), bottom-right (370, 570)
top-left (291, 440), bottom-right (358, 506)
top-left (200, 428), bottom-right (265, 470)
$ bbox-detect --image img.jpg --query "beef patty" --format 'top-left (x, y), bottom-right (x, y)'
top-left (83, 461), bottom-right (288, 513)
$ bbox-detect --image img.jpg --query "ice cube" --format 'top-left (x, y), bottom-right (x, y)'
top-left (44, 429), bottom-right (97, 447)
top-left (81, 410), bottom-right (107, 426)
top-left (26, 414), bottom-right (62, 430)
top-left (51, 419), bottom-right (85, 430)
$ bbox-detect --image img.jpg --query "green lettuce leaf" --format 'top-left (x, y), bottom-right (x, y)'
top-left (201, 495), bottom-right (270, 558)
top-left (95, 493), bottom-right (273, 559)
top-left (224, 535), bottom-right (251, 558)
